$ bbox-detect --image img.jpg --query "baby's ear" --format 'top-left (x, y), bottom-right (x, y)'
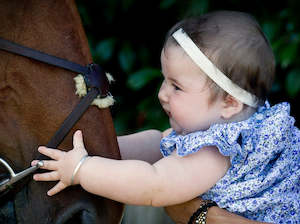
top-left (221, 95), bottom-right (243, 119)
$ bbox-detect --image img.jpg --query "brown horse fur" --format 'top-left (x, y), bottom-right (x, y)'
top-left (0, 0), bottom-right (123, 223)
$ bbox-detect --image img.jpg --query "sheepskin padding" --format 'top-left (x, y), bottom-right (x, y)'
top-left (74, 73), bottom-right (115, 108)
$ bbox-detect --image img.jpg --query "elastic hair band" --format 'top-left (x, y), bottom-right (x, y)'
top-left (172, 28), bottom-right (259, 108)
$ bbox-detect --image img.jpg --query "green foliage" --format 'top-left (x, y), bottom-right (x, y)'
top-left (95, 38), bottom-right (116, 62)
top-left (76, 0), bottom-right (300, 133)
top-left (118, 44), bottom-right (136, 73)
top-left (285, 69), bottom-right (300, 97)
top-left (127, 68), bottom-right (161, 91)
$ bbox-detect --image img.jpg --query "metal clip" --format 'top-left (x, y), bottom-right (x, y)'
top-left (0, 158), bottom-right (43, 193)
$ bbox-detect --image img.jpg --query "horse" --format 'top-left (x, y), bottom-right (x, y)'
top-left (0, 0), bottom-right (124, 223)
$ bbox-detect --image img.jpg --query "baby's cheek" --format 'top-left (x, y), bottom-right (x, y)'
top-left (170, 113), bottom-right (188, 131)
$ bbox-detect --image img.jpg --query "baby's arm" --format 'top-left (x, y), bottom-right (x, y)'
top-left (78, 145), bottom-right (229, 206)
top-left (34, 130), bottom-right (230, 206)
top-left (117, 130), bottom-right (163, 164)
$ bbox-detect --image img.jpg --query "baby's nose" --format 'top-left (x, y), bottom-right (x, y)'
top-left (158, 82), bottom-right (168, 103)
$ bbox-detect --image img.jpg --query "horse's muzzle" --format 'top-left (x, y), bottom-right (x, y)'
top-left (55, 202), bottom-right (98, 224)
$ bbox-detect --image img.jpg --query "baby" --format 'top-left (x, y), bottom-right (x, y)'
top-left (33, 11), bottom-right (300, 223)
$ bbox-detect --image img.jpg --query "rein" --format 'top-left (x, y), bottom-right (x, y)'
top-left (0, 37), bottom-right (110, 194)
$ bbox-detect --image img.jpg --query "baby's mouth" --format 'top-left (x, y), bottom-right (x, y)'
top-left (162, 106), bottom-right (171, 117)
top-left (166, 111), bottom-right (171, 118)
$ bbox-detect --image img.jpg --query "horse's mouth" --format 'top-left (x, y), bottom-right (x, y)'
top-left (55, 202), bottom-right (98, 224)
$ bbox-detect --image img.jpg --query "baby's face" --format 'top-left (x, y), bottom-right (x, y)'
top-left (158, 46), bottom-right (224, 135)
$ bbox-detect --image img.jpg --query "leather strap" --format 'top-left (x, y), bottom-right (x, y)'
top-left (36, 89), bottom-right (99, 161)
top-left (45, 88), bottom-right (98, 148)
top-left (0, 37), bottom-right (89, 74)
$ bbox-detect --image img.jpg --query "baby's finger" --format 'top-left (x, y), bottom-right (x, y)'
top-left (73, 130), bottom-right (85, 149)
top-left (31, 160), bottom-right (39, 166)
top-left (36, 160), bottom-right (58, 171)
top-left (47, 181), bottom-right (67, 196)
top-left (33, 171), bottom-right (59, 182)
top-left (38, 146), bottom-right (65, 160)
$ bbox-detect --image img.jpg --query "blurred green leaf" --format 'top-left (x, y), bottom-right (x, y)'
top-left (184, 0), bottom-right (209, 16)
top-left (291, 33), bottom-right (300, 43)
top-left (279, 43), bottom-right (298, 68)
top-left (285, 69), bottom-right (300, 97)
top-left (127, 68), bottom-right (161, 90)
top-left (279, 9), bottom-right (289, 19)
top-left (262, 22), bottom-right (278, 42)
top-left (159, 0), bottom-right (177, 9)
top-left (77, 5), bottom-right (91, 26)
top-left (118, 44), bottom-right (136, 72)
top-left (270, 80), bottom-right (281, 93)
top-left (138, 46), bottom-right (151, 65)
top-left (286, 22), bottom-right (294, 32)
top-left (95, 38), bottom-right (116, 62)
top-left (113, 111), bottom-right (132, 135)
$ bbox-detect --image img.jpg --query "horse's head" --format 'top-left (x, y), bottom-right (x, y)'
top-left (0, 0), bottom-right (123, 223)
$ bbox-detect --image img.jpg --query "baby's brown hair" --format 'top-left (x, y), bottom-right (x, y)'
top-left (164, 11), bottom-right (275, 106)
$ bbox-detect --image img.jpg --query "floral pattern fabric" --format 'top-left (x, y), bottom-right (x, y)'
top-left (160, 102), bottom-right (300, 223)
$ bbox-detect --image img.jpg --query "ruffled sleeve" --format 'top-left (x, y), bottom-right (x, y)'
top-left (160, 108), bottom-right (253, 164)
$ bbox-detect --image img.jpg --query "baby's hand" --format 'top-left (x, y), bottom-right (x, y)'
top-left (32, 130), bottom-right (88, 196)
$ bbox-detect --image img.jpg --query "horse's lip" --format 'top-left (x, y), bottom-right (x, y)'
top-left (54, 201), bottom-right (97, 224)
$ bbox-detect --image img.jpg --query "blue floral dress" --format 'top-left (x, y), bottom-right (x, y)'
top-left (160, 102), bottom-right (300, 223)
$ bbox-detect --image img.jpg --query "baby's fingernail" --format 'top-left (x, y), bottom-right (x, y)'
top-left (38, 146), bottom-right (45, 152)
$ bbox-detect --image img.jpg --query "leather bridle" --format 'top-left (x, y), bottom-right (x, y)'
top-left (0, 37), bottom-right (110, 195)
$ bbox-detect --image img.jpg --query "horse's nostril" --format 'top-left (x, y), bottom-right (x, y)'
top-left (81, 210), bottom-right (95, 224)
top-left (61, 209), bottom-right (96, 224)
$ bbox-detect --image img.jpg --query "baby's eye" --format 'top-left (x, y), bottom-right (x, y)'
top-left (172, 84), bottom-right (181, 91)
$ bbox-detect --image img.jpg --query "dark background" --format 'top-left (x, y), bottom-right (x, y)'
top-left (76, 0), bottom-right (300, 135)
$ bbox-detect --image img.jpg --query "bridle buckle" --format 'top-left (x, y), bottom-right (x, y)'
top-left (84, 63), bottom-right (109, 98)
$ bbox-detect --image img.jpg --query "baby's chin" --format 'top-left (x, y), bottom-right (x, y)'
top-left (169, 121), bottom-right (182, 134)
top-left (170, 125), bottom-right (188, 135)
top-left (171, 124), bottom-right (208, 135)
top-left (169, 119), bottom-right (204, 135)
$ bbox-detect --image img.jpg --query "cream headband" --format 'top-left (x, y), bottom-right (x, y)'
top-left (172, 28), bottom-right (259, 108)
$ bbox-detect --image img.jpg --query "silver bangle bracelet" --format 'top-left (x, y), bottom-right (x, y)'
top-left (70, 154), bottom-right (89, 185)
